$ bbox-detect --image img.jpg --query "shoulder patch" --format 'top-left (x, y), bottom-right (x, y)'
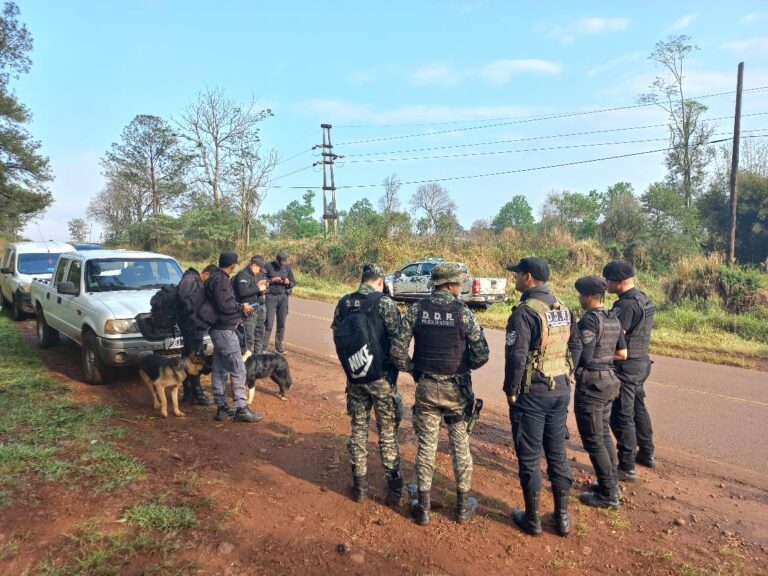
top-left (506, 331), bottom-right (518, 346)
top-left (581, 329), bottom-right (596, 344)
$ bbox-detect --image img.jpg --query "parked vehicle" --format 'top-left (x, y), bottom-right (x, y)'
top-left (72, 243), bottom-right (102, 251)
top-left (384, 258), bottom-right (508, 309)
top-left (31, 249), bottom-right (213, 384)
top-left (0, 241), bottom-right (75, 320)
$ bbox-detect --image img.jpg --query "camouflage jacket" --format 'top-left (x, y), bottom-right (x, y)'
top-left (391, 289), bottom-right (490, 382)
top-left (331, 283), bottom-right (401, 344)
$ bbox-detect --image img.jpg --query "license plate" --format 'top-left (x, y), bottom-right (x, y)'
top-left (163, 336), bottom-right (183, 350)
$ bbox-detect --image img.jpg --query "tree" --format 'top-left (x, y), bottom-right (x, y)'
top-left (409, 182), bottom-right (457, 236)
top-left (599, 184), bottom-right (646, 258)
top-left (379, 174), bottom-right (402, 237)
top-left (88, 169), bottom-right (151, 238)
top-left (67, 217), bottom-right (88, 242)
top-left (491, 195), bottom-right (535, 233)
top-left (265, 190), bottom-right (322, 239)
top-left (639, 35), bottom-right (714, 207)
top-left (0, 2), bottom-right (52, 238)
top-left (540, 190), bottom-right (602, 238)
top-left (102, 115), bottom-right (190, 214)
top-left (177, 86), bottom-right (272, 208)
top-left (641, 182), bottom-right (701, 266)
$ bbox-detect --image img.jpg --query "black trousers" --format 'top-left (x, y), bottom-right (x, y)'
top-left (265, 293), bottom-right (289, 351)
top-left (575, 370), bottom-right (620, 494)
top-left (509, 392), bottom-right (573, 494)
top-left (179, 320), bottom-right (205, 391)
top-left (610, 359), bottom-right (654, 470)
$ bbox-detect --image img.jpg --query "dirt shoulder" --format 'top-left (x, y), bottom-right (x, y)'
top-left (2, 322), bottom-right (767, 575)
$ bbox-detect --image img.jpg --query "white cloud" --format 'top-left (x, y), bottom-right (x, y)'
top-left (670, 14), bottom-right (697, 30)
top-left (723, 37), bottom-right (768, 52)
top-left (546, 16), bottom-right (631, 44)
top-left (480, 59), bottom-right (561, 83)
top-left (741, 13), bottom-right (765, 24)
top-left (410, 64), bottom-right (463, 87)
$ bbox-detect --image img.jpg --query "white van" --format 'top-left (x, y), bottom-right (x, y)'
top-left (0, 241), bottom-right (75, 320)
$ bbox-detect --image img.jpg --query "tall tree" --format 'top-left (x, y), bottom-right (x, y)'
top-left (102, 115), bottom-right (190, 214)
top-left (491, 195), bottom-right (535, 233)
top-left (87, 171), bottom-right (148, 239)
top-left (540, 190), bottom-right (602, 238)
top-left (379, 174), bottom-right (402, 237)
top-left (639, 35), bottom-right (714, 207)
top-left (0, 2), bottom-right (52, 238)
top-left (67, 217), bottom-right (88, 242)
top-left (600, 184), bottom-right (646, 258)
top-left (177, 86), bottom-right (272, 208)
top-left (641, 181), bottom-right (701, 265)
top-left (409, 182), bottom-right (457, 236)
top-left (265, 190), bottom-right (322, 239)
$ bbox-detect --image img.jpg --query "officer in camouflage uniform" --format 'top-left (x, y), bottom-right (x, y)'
top-left (331, 264), bottom-right (404, 505)
top-left (391, 262), bottom-right (490, 525)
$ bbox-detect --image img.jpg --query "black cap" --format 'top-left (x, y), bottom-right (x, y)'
top-left (276, 250), bottom-right (289, 262)
top-left (603, 260), bottom-right (636, 281)
top-left (505, 257), bottom-right (550, 282)
top-left (202, 264), bottom-right (218, 275)
top-left (219, 251), bottom-right (239, 268)
top-left (575, 275), bottom-right (608, 296)
top-left (250, 255), bottom-right (266, 268)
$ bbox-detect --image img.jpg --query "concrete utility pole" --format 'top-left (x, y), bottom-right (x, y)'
top-left (313, 124), bottom-right (343, 238)
top-left (727, 62), bottom-right (744, 267)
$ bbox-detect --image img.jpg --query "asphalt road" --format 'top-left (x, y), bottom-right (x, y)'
top-left (282, 297), bottom-right (768, 481)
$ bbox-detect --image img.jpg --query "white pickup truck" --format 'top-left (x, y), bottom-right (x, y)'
top-left (31, 249), bottom-right (213, 384)
top-left (384, 258), bottom-right (508, 310)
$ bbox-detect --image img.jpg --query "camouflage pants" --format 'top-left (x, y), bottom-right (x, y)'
top-left (413, 375), bottom-right (473, 493)
top-left (346, 378), bottom-right (403, 478)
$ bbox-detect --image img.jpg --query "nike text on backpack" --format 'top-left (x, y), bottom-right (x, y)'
top-left (334, 292), bottom-right (388, 384)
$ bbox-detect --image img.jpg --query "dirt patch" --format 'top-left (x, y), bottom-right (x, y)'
top-left (2, 320), bottom-right (767, 575)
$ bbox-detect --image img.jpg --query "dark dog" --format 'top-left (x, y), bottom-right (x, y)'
top-left (139, 353), bottom-right (205, 417)
top-left (243, 351), bottom-right (293, 402)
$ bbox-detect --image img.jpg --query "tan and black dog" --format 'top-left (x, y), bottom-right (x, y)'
top-left (139, 353), bottom-right (206, 418)
top-left (242, 350), bottom-right (293, 403)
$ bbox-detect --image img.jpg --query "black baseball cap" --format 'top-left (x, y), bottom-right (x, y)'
top-left (250, 255), bottom-right (266, 268)
top-left (219, 251), bottom-right (239, 268)
top-left (276, 250), bottom-right (289, 262)
top-left (603, 260), bottom-right (636, 281)
top-left (575, 275), bottom-right (608, 296)
top-left (506, 257), bottom-right (550, 282)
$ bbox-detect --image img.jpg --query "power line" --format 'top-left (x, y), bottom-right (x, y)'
top-left (336, 87), bottom-right (768, 145)
top-left (272, 165), bottom-right (314, 181)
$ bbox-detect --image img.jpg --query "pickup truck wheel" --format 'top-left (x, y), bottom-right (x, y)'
top-left (36, 307), bottom-right (59, 348)
top-left (11, 295), bottom-right (25, 321)
top-left (82, 331), bottom-right (111, 385)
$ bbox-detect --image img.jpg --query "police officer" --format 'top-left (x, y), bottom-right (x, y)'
top-left (603, 260), bottom-right (655, 480)
top-left (233, 256), bottom-right (269, 354)
top-left (331, 264), bottom-right (403, 505)
top-left (391, 263), bottom-right (489, 525)
top-left (177, 264), bottom-right (216, 405)
top-left (573, 275), bottom-right (627, 509)
top-left (504, 257), bottom-right (581, 537)
top-left (264, 251), bottom-right (295, 355)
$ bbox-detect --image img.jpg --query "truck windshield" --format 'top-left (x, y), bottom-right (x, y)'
top-left (85, 258), bottom-right (183, 292)
top-left (17, 253), bottom-right (60, 275)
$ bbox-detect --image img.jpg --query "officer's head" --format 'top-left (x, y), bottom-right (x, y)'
top-left (218, 252), bottom-right (239, 275)
top-left (361, 263), bottom-right (385, 292)
top-left (602, 260), bottom-right (636, 295)
top-left (250, 255), bottom-right (266, 274)
top-left (276, 250), bottom-right (289, 264)
top-left (431, 263), bottom-right (466, 298)
top-left (575, 275), bottom-right (607, 310)
top-left (201, 264), bottom-right (217, 283)
top-left (506, 257), bottom-right (550, 293)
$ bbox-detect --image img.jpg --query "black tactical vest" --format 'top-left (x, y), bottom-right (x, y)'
top-left (624, 292), bottom-right (654, 358)
top-left (589, 308), bottom-right (622, 368)
top-left (413, 298), bottom-right (469, 375)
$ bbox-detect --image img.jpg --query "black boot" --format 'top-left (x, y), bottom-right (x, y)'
top-left (352, 473), bottom-right (368, 503)
top-left (385, 469), bottom-right (403, 506)
top-left (553, 490), bottom-right (571, 537)
top-left (188, 375), bottom-right (214, 406)
top-left (456, 490), bottom-right (478, 524)
top-left (181, 379), bottom-right (193, 404)
top-left (512, 491), bottom-right (542, 536)
top-left (408, 484), bottom-right (430, 526)
top-left (580, 486), bottom-right (620, 510)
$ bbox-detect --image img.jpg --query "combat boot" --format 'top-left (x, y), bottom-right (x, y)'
top-left (385, 469), bottom-right (403, 506)
top-left (190, 383), bottom-right (214, 406)
top-left (408, 484), bottom-right (430, 526)
top-left (579, 488), bottom-right (620, 510)
top-left (618, 467), bottom-right (638, 482)
top-left (553, 490), bottom-right (571, 537)
top-left (352, 473), bottom-right (368, 503)
top-left (456, 490), bottom-right (478, 524)
top-left (512, 491), bottom-right (542, 536)
top-left (590, 481), bottom-right (623, 499)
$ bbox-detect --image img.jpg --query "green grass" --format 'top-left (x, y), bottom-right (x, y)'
top-left (122, 503), bottom-right (197, 532)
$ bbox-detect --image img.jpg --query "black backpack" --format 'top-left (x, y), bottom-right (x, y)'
top-left (333, 292), bottom-right (387, 384)
top-left (150, 284), bottom-right (179, 331)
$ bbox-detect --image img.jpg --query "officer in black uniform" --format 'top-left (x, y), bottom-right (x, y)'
top-left (573, 275), bottom-right (627, 509)
top-left (603, 260), bottom-right (655, 481)
top-left (177, 264), bottom-right (217, 405)
top-left (504, 257), bottom-right (582, 537)
top-left (233, 256), bottom-right (269, 354)
top-left (264, 251), bottom-right (295, 354)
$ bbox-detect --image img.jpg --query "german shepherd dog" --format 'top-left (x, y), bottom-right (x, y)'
top-left (242, 351), bottom-right (293, 403)
top-left (139, 353), bottom-right (206, 417)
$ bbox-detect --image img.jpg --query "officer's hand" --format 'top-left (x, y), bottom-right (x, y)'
top-left (257, 280), bottom-right (268, 291)
top-left (242, 303), bottom-right (254, 315)
top-left (506, 394), bottom-right (517, 407)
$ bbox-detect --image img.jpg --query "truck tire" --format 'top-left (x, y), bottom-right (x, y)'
top-left (36, 306), bottom-right (59, 348)
top-left (82, 330), bottom-right (112, 385)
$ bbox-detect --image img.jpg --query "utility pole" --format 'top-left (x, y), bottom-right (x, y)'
top-left (313, 124), bottom-right (343, 238)
top-left (727, 62), bottom-right (744, 267)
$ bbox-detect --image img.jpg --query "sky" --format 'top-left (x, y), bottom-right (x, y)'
top-left (14, 0), bottom-right (768, 242)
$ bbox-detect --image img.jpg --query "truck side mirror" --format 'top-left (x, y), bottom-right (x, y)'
top-left (0, 267), bottom-right (10, 274)
top-left (57, 281), bottom-right (79, 296)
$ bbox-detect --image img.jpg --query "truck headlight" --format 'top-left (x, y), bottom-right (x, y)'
top-left (104, 319), bottom-right (139, 335)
